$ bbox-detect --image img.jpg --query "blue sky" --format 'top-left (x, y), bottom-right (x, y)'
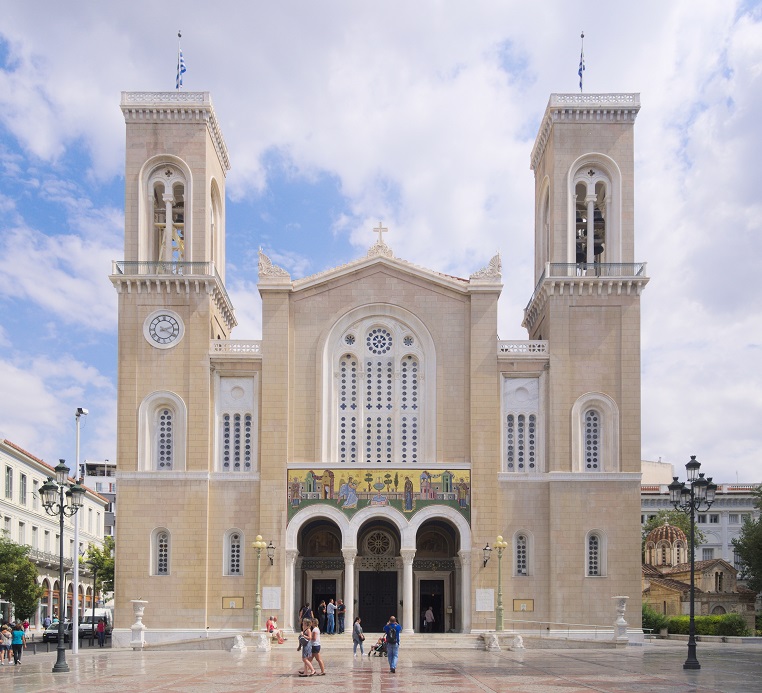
top-left (1, 1), bottom-right (761, 482)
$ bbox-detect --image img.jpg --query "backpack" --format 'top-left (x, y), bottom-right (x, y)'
top-left (386, 626), bottom-right (397, 644)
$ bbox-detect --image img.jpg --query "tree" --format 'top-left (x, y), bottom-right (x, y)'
top-left (732, 486), bottom-right (762, 593)
top-left (394, 472), bottom-right (399, 491)
top-left (384, 473), bottom-right (392, 492)
top-left (641, 509), bottom-right (706, 559)
top-left (365, 472), bottom-right (373, 492)
top-left (84, 536), bottom-right (115, 595)
top-left (0, 535), bottom-right (44, 621)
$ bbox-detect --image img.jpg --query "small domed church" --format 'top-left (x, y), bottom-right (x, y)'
top-left (111, 88), bottom-right (651, 644)
top-left (642, 521), bottom-right (755, 630)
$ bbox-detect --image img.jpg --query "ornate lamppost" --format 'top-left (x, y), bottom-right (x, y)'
top-left (252, 535), bottom-right (267, 631)
top-left (668, 456), bottom-right (717, 670)
top-left (494, 535), bottom-right (508, 631)
top-left (40, 460), bottom-right (85, 673)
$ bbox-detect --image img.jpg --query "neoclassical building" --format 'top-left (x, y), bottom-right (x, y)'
top-left (111, 90), bottom-right (647, 643)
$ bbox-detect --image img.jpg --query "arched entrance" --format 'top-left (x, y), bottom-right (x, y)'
top-left (286, 502), bottom-right (472, 634)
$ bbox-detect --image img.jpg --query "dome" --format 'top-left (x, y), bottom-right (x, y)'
top-left (646, 520), bottom-right (687, 545)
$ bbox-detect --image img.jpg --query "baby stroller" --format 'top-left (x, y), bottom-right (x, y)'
top-left (368, 634), bottom-right (387, 657)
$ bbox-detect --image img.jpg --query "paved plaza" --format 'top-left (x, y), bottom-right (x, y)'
top-left (3, 639), bottom-right (761, 692)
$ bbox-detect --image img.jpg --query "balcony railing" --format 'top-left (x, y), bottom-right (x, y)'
top-left (28, 548), bottom-right (74, 569)
top-left (526, 262), bottom-right (647, 313)
top-left (210, 340), bottom-right (263, 355)
top-left (112, 260), bottom-right (232, 309)
top-left (498, 340), bottom-right (549, 355)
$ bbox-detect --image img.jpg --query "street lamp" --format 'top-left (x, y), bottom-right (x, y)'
top-left (494, 535), bottom-right (508, 632)
top-left (40, 460), bottom-right (86, 673)
top-left (482, 543), bottom-right (492, 567)
top-left (669, 456), bottom-right (717, 670)
top-left (72, 406), bottom-right (87, 654)
top-left (252, 535), bottom-right (267, 631)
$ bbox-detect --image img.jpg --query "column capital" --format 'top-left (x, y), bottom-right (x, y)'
top-left (286, 549), bottom-right (299, 566)
top-left (457, 549), bottom-right (471, 567)
top-left (400, 548), bottom-right (416, 564)
top-left (342, 548), bottom-right (358, 563)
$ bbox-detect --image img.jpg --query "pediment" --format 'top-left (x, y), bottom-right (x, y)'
top-left (257, 240), bottom-right (501, 295)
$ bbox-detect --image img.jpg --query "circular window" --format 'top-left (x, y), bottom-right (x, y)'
top-left (364, 530), bottom-right (393, 556)
top-left (367, 328), bottom-right (393, 354)
top-left (344, 334), bottom-right (356, 345)
top-left (403, 335), bottom-right (414, 347)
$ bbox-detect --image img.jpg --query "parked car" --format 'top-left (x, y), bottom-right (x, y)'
top-left (42, 622), bottom-right (73, 642)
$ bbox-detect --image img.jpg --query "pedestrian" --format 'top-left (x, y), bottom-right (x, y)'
top-left (298, 618), bottom-right (316, 677)
top-left (383, 615), bottom-right (402, 674)
top-left (302, 602), bottom-right (313, 621)
top-left (326, 598), bottom-right (335, 634)
top-left (96, 618), bottom-right (106, 647)
top-left (42, 615), bottom-right (51, 629)
top-left (337, 599), bottom-right (346, 633)
top-left (424, 606), bottom-right (435, 633)
top-left (352, 616), bottom-right (365, 657)
top-left (309, 617), bottom-right (326, 675)
top-left (11, 623), bottom-right (26, 666)
top-left (0, 624), bottom-right (11, 665)
top-left (317, 600), bottom-right (326, 633)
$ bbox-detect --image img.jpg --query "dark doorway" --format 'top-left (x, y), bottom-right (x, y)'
top-left (312, 579), bottom-right (336, 621)
top-left (419, 579), bottom-right (444, 633)
top-left (358, 571), bottom-right (398, 632)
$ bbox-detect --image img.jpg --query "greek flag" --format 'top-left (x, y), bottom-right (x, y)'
top-left (176, 49), bottom-right (187, 90)
top-left (578, 50), bottom-right (585, 92)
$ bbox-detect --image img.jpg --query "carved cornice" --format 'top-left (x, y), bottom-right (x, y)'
top-left (120, 91), bottom-right (231, 173)
top-left (109, 272), bottom-right (237, 331)
top-left (530, 93), bottom-right (641, 172)
top-left (522, 275), bottom-right (649, 332)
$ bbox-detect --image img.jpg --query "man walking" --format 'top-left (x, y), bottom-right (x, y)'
top-left (383, 615), bottom-right (402, 673)
top-left (424, 606), bottom-right (435, 633)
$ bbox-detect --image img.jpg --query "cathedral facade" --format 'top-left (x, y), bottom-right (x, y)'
top-left (111, 90), bottom-right (647, 643)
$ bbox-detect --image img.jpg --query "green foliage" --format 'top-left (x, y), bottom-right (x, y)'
top-left (0, 535), bottom-right (44, 620)
top-left (84, 536), bottom-right (115, 594)
top-left (731, 486), bottom-right (762, 593)
top-left (641, 510), bottom-right (706, 558)
top-left (641, 603), bottom-right (668, 632)
top-left (665, 614), bottom-right (750, 637)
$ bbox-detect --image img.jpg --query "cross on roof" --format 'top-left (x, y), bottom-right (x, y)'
top-left (373, 222), bottom-right (388, 244)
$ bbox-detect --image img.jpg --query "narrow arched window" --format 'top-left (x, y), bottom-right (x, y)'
top-left (587, 534), bottom-right (600, 576)
top-left (228, 532), bottom-right (242, 575)
top-left (503, 378), bottom-right (540, 473)
top-left (155, 408), bottom-right (174, 470)
top-left (583, 409), bottom-right (601, 471)
top-left (516, 534), bottom-right (527, 576)
top-left (153, 529), bottom-right (170, 576)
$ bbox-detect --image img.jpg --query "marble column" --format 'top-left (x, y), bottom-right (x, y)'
top-left (342, 548), bottom-right (357, 628)
top-left (400, 549), bottom-right (416, 634)
top-left (284, 549), bottom-right (299, 632)
top-left (458, 550), bottom-right (472, 633)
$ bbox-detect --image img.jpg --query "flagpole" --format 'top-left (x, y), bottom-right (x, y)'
top-left (177, 30), bottom-right (182, 91)
top-left (578, 31), bottom-right (585, 93)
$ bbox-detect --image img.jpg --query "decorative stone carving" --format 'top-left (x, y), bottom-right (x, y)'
top-left (484, 632), bottom-right (500, 651)
top-left (258, 249), bottom-right (290, 279)
top-left (367, 240), bottom-right (394, 258)
top-left (256, 632), bottom-right (272, 652)
top-left (509, 634), bottom-right (525, 650)
top-left (470, 253), bottom-right (502, 280)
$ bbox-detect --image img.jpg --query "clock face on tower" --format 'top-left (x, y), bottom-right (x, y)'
top-left (143, 310), bottom-right (184, 349)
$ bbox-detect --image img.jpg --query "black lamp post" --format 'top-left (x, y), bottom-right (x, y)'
top-left (668, 456), bottom-right (717, 670)
top-left (88, 562), bottom-right (98, 646)
top-left (39, 460), bottom-right (86, 673)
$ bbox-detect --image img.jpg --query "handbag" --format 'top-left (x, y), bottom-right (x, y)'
top-left (359, 633), bottom-right (365, 641)
top-left (298, 633), bottom-right (309, 650)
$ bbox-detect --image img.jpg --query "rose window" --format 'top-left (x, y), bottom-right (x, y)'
top-left (367, 328), bottom-right (392, 354)
top-left (365, 530), bottom-right (393, 555)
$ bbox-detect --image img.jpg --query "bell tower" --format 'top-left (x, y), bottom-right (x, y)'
top-left (523, 93), bottom-right (648, 624)
top-left (110, 92), bottom-right (236, 626)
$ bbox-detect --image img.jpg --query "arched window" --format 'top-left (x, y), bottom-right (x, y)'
top-left (224, 529), bottom-right (244, 576)
top-left (503, 377), bottom-right (541, 473)
top-left (148, 166), bottom-right (186, 264)
top-left (567, 154), bottom-right (623, 266)
top-left (138, 391), bottom-right (187, 471)
top-left (586, 530), bottom-right (607, 577)
top-left (675, 541), bottom-right (684, 565)
top-left (514, 533), bottom-right (528, 576)
top-left (571, 393), bottom-right (619, 473)
top-left (324, 307), bottom-right (435, 464)
top-left (215, 376), bottom-right (257, 473)
top-left (152, 528), bottom-right (170, 576)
